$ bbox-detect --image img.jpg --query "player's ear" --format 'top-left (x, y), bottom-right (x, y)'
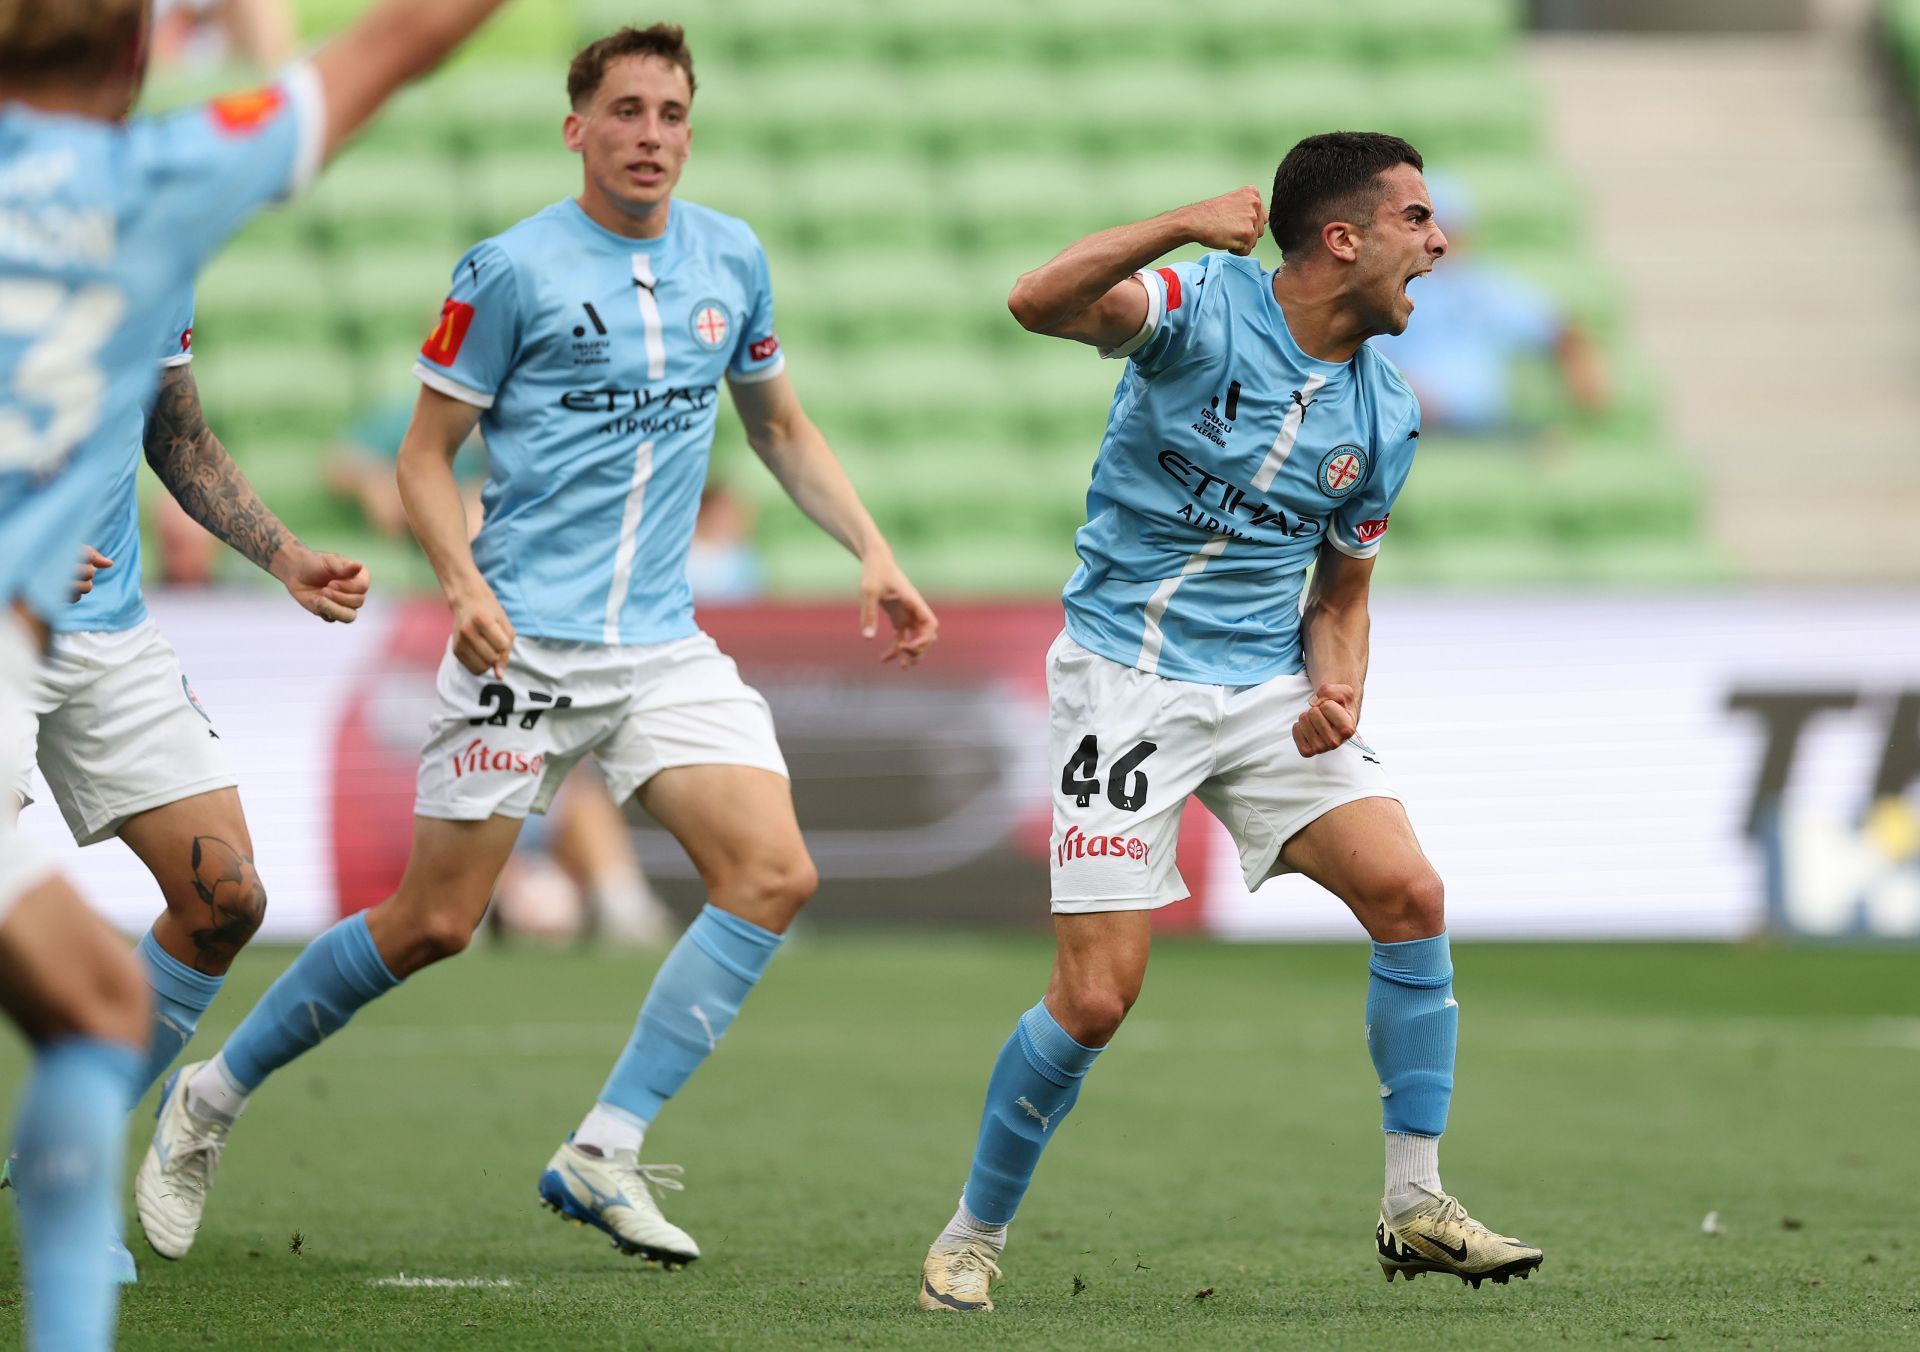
top-left (1321, 219), bottom-right (1361, 264)
top-left (562, 110), bottom-right (586, 154)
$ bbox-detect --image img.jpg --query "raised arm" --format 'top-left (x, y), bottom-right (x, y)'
top-left (308, 0), bottom-right (513, 165)
top-left (1007, 187), bottom-right (1267, 348)
top-left (396, 385), bottom-right (513, 676)
top-left (143, 364), bottom-right (368, 623)
top-left (727, 370), bottom-right (937, 667)
top-left (1294, 544), bottom-right (1375, 756)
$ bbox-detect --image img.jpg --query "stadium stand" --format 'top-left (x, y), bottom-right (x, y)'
top-left (156, 0), bottom-right (1720, 595)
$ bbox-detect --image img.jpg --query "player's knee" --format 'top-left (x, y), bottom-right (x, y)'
top-left (716, 850), bottom-right (817, 931)
top-left (1375, 869), bottom-right (1445, 940)
top-left (410, 906), bottom-right (481, 965)
top-left (1053, 978), bottom-right (1135, 1047)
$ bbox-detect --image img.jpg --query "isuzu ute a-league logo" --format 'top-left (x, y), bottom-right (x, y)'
top-left (571, 302), bottom-right (611, 367)
top-left (1192, 379), bottom-right (1242, 448)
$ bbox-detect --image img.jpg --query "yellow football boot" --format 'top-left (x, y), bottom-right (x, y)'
top-left (1377, 1187), bottom-right (1543, 1288)
top-left (917, 1238), bottom-right (1002, 1312)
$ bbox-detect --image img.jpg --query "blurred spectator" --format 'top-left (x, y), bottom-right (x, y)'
top-left (326, 396), bottom-right (488, 542)
top-left (152, 0), bottom-right (297, 73)
top-left (496, 767), bottom-right (678, 948)
top-left (686, 482), bottom-right (766, 603)
top-left (1371, 175), bottom-right (1610, 435)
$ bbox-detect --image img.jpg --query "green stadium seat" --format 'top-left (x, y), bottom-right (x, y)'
top-left (194, 244), bottom-right (337, 342)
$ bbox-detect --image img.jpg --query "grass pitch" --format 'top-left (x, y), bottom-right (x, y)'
top-left (2, 937), bottom-right (1916, 1349)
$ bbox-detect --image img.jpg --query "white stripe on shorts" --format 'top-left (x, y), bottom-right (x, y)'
top-left (1136, 533), bottom-right (1230, 675)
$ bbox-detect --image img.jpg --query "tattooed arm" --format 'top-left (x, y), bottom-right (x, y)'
top-left (143, 363), bottom-right (371, 623)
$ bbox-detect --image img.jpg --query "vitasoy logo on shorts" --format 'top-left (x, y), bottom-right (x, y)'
top-left (1055, 824), bottom-right (1149, 868)
top-left (450, 738), bottom-right (544, 780)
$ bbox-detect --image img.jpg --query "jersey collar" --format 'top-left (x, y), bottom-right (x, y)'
top-left (1262, 265), bottom-right (1354, 385)
top-left (562, 195), bottom-right (676, 252)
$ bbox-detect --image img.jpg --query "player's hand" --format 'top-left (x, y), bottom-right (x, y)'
top-left (450, 582), bottom-right (515, 678)
top-left (858, 548), bottom-right (938, 669)
top-left (1183, 186), bottom-right (1267, 256)
top-left (277, 546), bottom-right (371, 624)
top-left (70, 547), bottom-right (113, 602)
top-left (1292, 683), bottom-right (1357, 757)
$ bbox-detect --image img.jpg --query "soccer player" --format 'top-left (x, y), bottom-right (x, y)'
top-left (138, 23), bottom-right (940, 1268)
top-left (1, 0), bottom-right (519, 1338)
top-left (915, 133), bottom-right (1543, 1313)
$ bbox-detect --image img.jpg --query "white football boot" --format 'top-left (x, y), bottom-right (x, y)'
top-left (918, 1238), bottom-right (1002, 1312)
top-left (537, 1139), bottom-right (700, 1266)
top-left (1376, 1186), bottom-right (1543, 1287)
top-left (134, 1063), bottom-right (231, 1260)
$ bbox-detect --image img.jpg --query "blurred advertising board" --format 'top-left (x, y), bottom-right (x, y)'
top-left (18, 591), bottom-right (1920, 941)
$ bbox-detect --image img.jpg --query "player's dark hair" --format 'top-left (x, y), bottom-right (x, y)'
top-left (567, 23), bottom-right (697, 110)
top-left (1268, 132), bottom-right (1424, 257)
top-left (0, 0), bottom-right (144, 84)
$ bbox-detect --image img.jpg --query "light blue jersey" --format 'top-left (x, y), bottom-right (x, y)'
top-left (0, 70), bottom-right (321, 622)
top-left (1063, 253), bottom-right (1421, 685)
top-left (413, 198), bottom-right (784, 646)
top-left (56, 287), bottom-right (196, 634)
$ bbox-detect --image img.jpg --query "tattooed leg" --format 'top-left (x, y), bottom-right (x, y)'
top-left (116, 789), bottom-right (266, 1101)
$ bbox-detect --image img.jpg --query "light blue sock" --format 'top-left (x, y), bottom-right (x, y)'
top-left (220, 913), bottom-right (399, 1092)
top-left (1366, 933), bottom-right (1457, 1137)
top-left (961, 1001), bottom-right (1103, 1226)
top-left (12, 1036), bottom-right (141, 1352)
top-left (134, 929), bottom-right (222, 1108)
top-left (594, 905), bottom-right (784, 1125)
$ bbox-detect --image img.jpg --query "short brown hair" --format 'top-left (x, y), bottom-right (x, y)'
top-left (567, 23), bottom-right (696, 110)
top-left (1269, 131), bottom-right (1424, 256)
top-left (0, 0), bottom-right (144, 84)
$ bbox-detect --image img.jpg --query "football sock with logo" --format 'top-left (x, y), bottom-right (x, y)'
top-left (12, 1036), bottom-right (141, 1352)
top-left (192, 912), bottom-right (399, 1113)
top-left (1365, 933), bottom-right (1456, 1211)
top-left (134, 928), bottom-right (223, 1108)
top-left (582, 904), bottom-right (784, 1145)
top-left (959, 1001), bottom-right (1103, 1228)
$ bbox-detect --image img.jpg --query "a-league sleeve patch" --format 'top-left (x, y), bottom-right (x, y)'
top-left (179, 327), bottom-right (194, 355)
top-left (748, 334), bottom-right (779, 362)
top-left (208, 86), bottom-right (285, 135)
top-left (1355, 515), bottom-right (1391, 545)
top-left (421, 300), bottom-right (477, 367)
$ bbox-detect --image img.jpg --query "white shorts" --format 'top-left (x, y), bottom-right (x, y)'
top-left (0, 613), bottom-right (54, 920)
top-left (1046, 632), bottom-right (1398, 913)
top-left (415, 631), bottom-right (787, 820)
top-left (10, 619), bottom-right (237, 847)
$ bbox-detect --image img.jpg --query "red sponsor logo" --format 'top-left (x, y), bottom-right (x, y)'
top-left (179, 327), bottom-right (193, 354)
top-left (450, 738), bottom-right (545, 781)
top-left (1156, 266), bottom-right (1182, 311)
top-left (1054, 824), bottom-right (1150, 868)
top-left (1355, 515), bottom-right (1391, 544)
top-left (208, 86), bottom-right (284, 135)
top-left (748, 334), bottom-right (780, 362)
top-left (421, 300), bottom-right (476, 367)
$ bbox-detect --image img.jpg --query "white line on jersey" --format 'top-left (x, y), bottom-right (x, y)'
top-left (603, 438), bottom-right (657, 644)
top-left (630, 255), bottom-right (666, 380)
top-left (1136, 533), bottom-right (1230, 675)
top-left (1251, 372), bottom-right (1327, 492)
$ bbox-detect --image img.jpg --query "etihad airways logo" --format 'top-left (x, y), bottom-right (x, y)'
top-left (1054, 824), bottom-right (1149, 868)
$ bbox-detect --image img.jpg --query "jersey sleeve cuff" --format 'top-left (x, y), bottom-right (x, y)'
top-left (1099, 270), bottom-right (1165, 361)
top-left (157, 352), bottom-right (193, 369)
top-left (727, 353), bottom-right (786, 385)
top-left (414, 362), bottom-right (496, 409)
top-left (1325, 532), bottom-right (1382, 560)
top-left (280, 60), bottom-right (326, 200)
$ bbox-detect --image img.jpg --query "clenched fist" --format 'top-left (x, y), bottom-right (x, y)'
top-left (1292, 683), bottom-right (1357, 757)
top-left (1182, 186), bottom-right (1268, 256)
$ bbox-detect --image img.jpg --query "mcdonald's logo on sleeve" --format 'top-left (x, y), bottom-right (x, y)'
top-left (421, 300), bottom-right (477, 367)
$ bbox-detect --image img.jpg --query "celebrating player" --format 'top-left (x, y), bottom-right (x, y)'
top-left (915, 133), bottom-right (1542, 1314)
top-left (139, 24), bottom-right (939, 1268)
top-left (1, 0), bottom-right (517, 1341)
